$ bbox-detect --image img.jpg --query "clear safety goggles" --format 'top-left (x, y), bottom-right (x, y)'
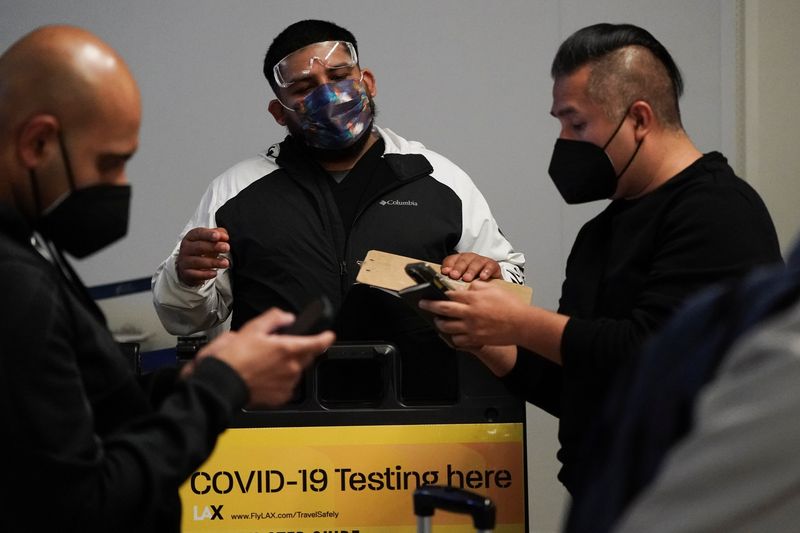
top-left (273, 40), bottom-right (359, 88)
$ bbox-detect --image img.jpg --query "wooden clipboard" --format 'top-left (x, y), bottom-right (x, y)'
top-left (355, 250), bottom-right (533, 304)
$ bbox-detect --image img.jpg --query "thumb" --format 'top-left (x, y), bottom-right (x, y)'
top-left (240, 307), bottom-right (295, 335)
top-left (284, 331), bottom-right (336, 367)
top-left (284, 330), bottom-right (336, 354)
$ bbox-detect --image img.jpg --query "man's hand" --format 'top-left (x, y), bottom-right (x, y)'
top-left (419, 281), bottom-right (526, 348)
top-left (471, 345), bottom-right (519, 377)
top-left (440, 252), bottom-right (502, 282)
top-left (176, 227), bottom-right (230, 286)
top-left (194, 308), bottom-right (335, 407)
top-left (420, 282), bottom-right (568, 366)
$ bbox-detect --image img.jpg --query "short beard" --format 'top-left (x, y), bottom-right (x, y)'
top-left (290, 98), bottom-right (378, 163)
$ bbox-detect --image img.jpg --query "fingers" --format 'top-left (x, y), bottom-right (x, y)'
top-left (296, 331), bottom-right (336, 366)
top-left (240, 309), bottom-right (336, 357)
top-left (184, 226), bottom-right (229, 243)
top-left (440, 254), bottom-right (458, 276)
top-left (240, 307), bottom-right (296, 335)
top-left (180, 240), bottom-right (229, 260)
top-left (441, 323), bottom-right (495, 351)
top-left (418, 297), bottom-right (469, 318)
top-left (180, 228), bottom-right (230, 259)
top-left (177, 227), bottom-right (231, 285)
top-left (181, 228), bottom-right (230, 255)
top-left (433, 316), bottom-right (468, 335)
top-left (176, 256), bottom-right (229, 285)
top-left (244, 306), bottom-right (334, 365)
top-left (245, 331), bottom-right (335, 408)
top-left (440, 253), bottom-right (501, 282)
top-left (204, 327), bottom-right (333, 406)
top-left (278, 330), bottom-right (335, 364)
top-left (440, 253), bottom-right (472, 280)
top-left (461, 257), bottom-right (501, 282)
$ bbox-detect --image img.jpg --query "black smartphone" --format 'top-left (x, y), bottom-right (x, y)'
top-left (402, 262), bottom-right (456, 349)
top-left (279, 296), bottom-right (335, 335)
top-left (404, 262), bottom-right (454, 299)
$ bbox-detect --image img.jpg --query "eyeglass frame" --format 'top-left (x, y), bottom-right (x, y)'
top-left (272, 41), bottom-right (359, 89)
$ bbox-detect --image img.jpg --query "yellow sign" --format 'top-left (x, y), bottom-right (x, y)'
top-left (180, 423), bottom-right (525, 532)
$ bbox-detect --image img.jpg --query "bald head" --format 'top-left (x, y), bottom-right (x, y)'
top-left (0, 25), bottom-right (140, 218)
top-left (0, 25), bottom-right (140, 137)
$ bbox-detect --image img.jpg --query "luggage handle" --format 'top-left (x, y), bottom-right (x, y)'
top-left (413, 485), bottom-right (496, 533)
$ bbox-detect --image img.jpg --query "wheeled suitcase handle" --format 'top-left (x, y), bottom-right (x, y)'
top-left (413, 485), bottom-right (496, 533)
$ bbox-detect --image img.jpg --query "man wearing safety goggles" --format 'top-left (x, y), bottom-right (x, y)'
top-left (271, 40), bottom-right (371, 154)
top-left (152, 19), bottom-right (524, 400)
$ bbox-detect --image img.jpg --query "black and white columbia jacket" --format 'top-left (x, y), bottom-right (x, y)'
top-left (153, 127), bottom-right (525, 334)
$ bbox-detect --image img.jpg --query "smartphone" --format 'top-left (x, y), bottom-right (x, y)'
top-left (402, 262), bottom-right (456, 348)
top-left (279, 296), bottom-right (335, 335)
top-left (404, 262), bottom-right (454, 300)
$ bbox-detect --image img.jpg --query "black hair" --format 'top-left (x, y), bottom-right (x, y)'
top-left (263, 19), bottom-right (358, 93)
top-left (552, 23), bottom-right (684, 127)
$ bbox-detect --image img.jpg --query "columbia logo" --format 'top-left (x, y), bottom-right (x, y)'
top-left (379, 199), bottom-right (419, 206)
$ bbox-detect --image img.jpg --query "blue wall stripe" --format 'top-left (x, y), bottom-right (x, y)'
top-left (89, 276), bottom-right (152, 300)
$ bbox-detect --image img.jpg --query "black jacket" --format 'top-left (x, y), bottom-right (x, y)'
top-left (152, 128), bottom-right (524, 335)
top-left (503, 152), bottom-right (782, 493)
top-left (0, 202), bottom-right (247, 532)
top-left (216, 136), bottom-right (467, 329)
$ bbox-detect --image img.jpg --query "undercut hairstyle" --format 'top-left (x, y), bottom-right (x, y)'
top-left (263, 19), bottom-right (358, 93)
top-left (551, 23), bottom-right (684, 129)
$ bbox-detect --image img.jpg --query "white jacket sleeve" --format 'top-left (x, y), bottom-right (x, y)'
top-left (614, 302), bottom-right (800, 533)
top-left (152, 155), bottom-right (274, 335)
top-left (424, 150), bottom-right (526, 284)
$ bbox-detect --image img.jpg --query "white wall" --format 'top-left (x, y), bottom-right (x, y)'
top-left (744, 0), bottom-right (800, 255)
top-left (0, 2), bottom-right (739, 531)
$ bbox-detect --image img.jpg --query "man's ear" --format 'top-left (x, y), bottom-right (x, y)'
top-left (629, 100), bottom-right (654, 141)
top-left (17, 114), bottom-right (59, 167)
top-left (268, 99), bottom-right (288, 126)
top-left (360, 68), bottom-right (377, 98)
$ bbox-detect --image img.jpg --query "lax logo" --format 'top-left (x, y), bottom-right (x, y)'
top-left (379, 199), bottom-right (419, 207)
top-left (193, 504), bottom-right (224, 521)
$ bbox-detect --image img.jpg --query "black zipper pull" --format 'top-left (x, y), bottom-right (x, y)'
top-left (340, 260), bottom-right (347, 276)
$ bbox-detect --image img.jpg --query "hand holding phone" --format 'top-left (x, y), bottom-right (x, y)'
top-left (404, 262), bottom-right (454, 300)
top-left (279, 296), bottom-right (335, 335)
top-left (401, 262), bottom-right (458, 348)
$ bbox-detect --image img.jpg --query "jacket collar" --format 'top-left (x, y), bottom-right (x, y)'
top-left (270, 126), bottom-right (434, 182)
top-left (0, 200), bottom-right (107, 324)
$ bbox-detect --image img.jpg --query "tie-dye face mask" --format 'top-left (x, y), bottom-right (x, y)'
top-left (290, 77), bottom-right (373, 150)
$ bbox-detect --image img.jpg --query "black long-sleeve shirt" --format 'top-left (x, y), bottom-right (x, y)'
top-left (504, 152), bottom-right (782, 492)
top-left (0, 203), bottom-right (247, 532)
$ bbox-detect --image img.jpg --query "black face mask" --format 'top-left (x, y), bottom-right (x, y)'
top-left (547, 108), bottom-right (642, 204)
top-left (31, 132), bottom-right (131, 258)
